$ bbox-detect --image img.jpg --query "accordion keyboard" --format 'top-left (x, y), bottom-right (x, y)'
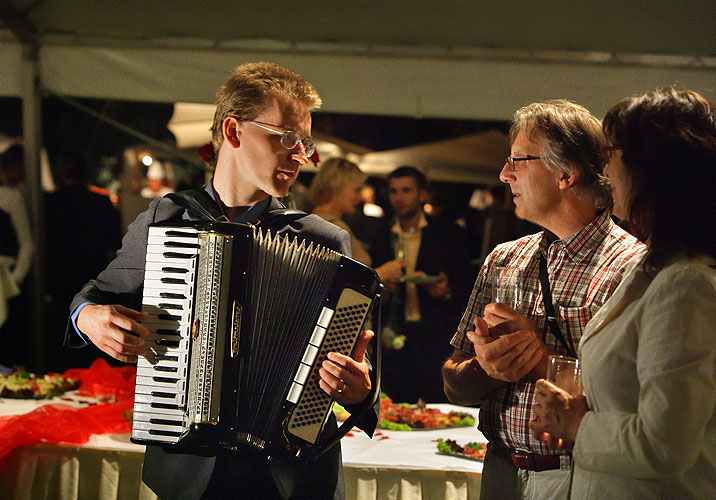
top-left (132, 226), bottom-right (200, 444)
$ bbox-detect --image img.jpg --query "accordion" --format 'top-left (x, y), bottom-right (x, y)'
top-left (130, 221), bottom-right (381, 461)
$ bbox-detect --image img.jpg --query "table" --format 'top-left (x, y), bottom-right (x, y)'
top-left (0, 399), bottom-right (484, 500)
top-left (0, 397), bottom-right (156, 500)
top-left (342, 404), bottom-right (484, 500)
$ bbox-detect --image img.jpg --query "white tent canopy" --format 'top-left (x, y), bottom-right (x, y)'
top-left (1, 1), bottom-right (715, 120)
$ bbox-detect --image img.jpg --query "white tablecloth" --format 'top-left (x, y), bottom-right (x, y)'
top-left (342, 404), bottom-right (484, 500)
top-left (0, 399), bottom-right (484, 500)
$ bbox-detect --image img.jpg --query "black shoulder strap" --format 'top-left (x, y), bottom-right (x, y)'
top-left (257, 208), bottom-right (307, 230)
top-left (166, 189), bottom-right (228, 222)
top-left (539, 254), bottom-right (575, 357)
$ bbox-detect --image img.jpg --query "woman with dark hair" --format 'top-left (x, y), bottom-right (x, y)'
top-left (530, 87), bottom-right (716, 499)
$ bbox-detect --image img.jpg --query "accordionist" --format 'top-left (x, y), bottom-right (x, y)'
top-left (64, 62), bottom-right (380, 500)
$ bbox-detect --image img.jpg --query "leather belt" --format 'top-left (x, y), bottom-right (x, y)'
top-left (509, 451), bottom-right (561, 472)
top-left (491, 445), bottom-right (562, 472)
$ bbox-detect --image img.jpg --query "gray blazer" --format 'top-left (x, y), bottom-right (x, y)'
top-left (65, 183), bottom-right (379, 500)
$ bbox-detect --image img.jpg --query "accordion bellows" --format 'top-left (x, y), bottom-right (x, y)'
top-left (131, 221), bottom-right (380, 460)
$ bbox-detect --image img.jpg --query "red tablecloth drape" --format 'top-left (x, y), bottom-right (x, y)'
top-left (0, 359), bottom-right (136, 470)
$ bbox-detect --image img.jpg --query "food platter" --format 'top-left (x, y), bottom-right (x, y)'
top-left (436, 438), bottom-right (487, 461)
top-left (0, 371), bottom-right (81, 399)
top-left (377, 395), bottom-right (475, 431)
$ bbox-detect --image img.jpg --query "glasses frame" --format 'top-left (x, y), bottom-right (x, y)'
top-left (506, 155), bottom-right (542, 171)
top-left (246, 120), bottom-right (316, 157)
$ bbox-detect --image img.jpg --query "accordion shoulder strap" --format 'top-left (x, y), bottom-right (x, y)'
top-left (258, 208), bottom-right (307, 230)
top-left (166, 189), bottom-right (227, 222)
top-left (167, 189), bottom-right (308, 228)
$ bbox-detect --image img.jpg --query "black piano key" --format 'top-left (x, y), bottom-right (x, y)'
top-left (155, 329), bottom-right (181, 336)
top-left (162, 267), bottom-right (189, 274)
top-left (153, 365), bottom-right (178, 373)
top-left (158, 314), bottom-right (181, 321)
top-left (151, 402), bottom-right (181, 410)
top-left (165, 230), bottom-right (198, 238)
top-left (149, 418), bottom-right (183, 426)
top-left (159, 292), bottom-right (187, 299)
top-left (164, 241), bottom-right (200, 249)
top-left (151, 391), bottom-right (178, 399)
top-left (152, 355), bottom-right (179, 362)
top-left (156, 339), bottom-right (181, 348)
top-left (153, 376), bottom-right (179, 384)
top-left (157, 303), bottom-right (183, 310)
top-left (160, 278), bottom-right (187, 284)
top-left (163, 252), bottom-right (194, 259)
top-left (149, 429), bottom-right (182, 437)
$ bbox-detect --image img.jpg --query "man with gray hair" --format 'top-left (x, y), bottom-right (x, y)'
top-left (442, 100), bottom-right (645, 500)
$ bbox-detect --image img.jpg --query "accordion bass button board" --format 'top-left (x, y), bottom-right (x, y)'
top-left (131, 221), bottom-right (381, 459)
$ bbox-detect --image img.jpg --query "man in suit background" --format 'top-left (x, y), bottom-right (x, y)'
top-left (65, 62), bottom-right (378, 500)
top-left (373, 166), bottom-right (471, 403)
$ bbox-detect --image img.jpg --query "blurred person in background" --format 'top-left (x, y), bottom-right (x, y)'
top-left (374, 166), bottom-right (471, 404)
top-left (0, 144), bottom-right (34, 369)
top-left (442, 100), bottom-right (645, 500)
top-left (309, 157), bottom-right (373, 266)
top-left (45, 149), bottom-right (122, 371)
top-left (531, 88), bottom-right (716, 500)
top-left (309, 157), bottom-right (403, 281)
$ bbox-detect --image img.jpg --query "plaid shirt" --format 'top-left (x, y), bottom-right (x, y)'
top-left (451, 212), bottom-right (646, 455)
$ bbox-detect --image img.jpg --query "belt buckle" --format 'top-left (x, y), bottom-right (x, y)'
top-left (511, 452), bottom-right (533, 470)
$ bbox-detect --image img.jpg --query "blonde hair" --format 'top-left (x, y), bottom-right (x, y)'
top-left (309, 158), bottom-right (366, 206)
top-left (210, 62), bottom-right (322, 156)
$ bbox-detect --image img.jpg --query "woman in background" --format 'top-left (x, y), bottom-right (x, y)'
top-left (530, 87), bottom-right (716, 499)
top-left (309, 157), bottom-right (373, 266)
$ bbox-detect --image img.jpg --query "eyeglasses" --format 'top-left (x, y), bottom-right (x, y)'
top-left (505, 155), bottom-right (542, 171)
top-left (246, 120), bottom-right (316, 157)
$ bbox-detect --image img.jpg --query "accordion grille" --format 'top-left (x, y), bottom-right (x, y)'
top-left (236, 228), bottom-right (342, 441)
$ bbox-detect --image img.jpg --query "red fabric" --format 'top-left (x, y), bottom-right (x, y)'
top-left (0, 359), bottom-right (136, 470)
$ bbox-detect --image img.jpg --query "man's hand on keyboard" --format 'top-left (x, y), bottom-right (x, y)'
top-left (77, 304), bottom-right (150, 363)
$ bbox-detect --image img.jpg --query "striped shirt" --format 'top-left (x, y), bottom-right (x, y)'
top-left (451, 212), bottom-right (646, 455)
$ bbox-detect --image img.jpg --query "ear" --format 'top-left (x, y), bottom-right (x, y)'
top-left (222, 117), bottom-right (242, 149)
top-left (558, 165), bottom-right (579, 190)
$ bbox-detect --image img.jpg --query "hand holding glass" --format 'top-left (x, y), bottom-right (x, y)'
top-left (491, 267), bottom-right (523, 310)
top-left (546, 355), bottom-right (582, 395)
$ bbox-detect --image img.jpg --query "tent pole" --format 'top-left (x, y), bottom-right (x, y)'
top-left (22, 42), bottom-right (46, 372)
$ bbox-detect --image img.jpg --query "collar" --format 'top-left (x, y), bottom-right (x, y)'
top-left (205, 178), bottom-right (273, 223)
top-left (539, 211), bottom-right (611, 262)
top-left (391, 211), bottom-right (429, 236)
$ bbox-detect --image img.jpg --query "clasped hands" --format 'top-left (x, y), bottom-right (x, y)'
top-left (530, 379), bottom-right (588, 450)
top-left (466, 302), bottom-right (546, 383)
top-left (465, 303), bottom-right (588, 448)
top-left (78, 304), bottom-right (374, 406)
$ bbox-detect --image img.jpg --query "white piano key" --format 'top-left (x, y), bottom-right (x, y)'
top-left (134, 391), bottom-right (185, 407)
top-left (317, 307), bottom-right (334, 328)
top-left (286, 381), bottom-right (303, 404)
top-left (145, 260), bottom-right (195, 274)
top-left (148, 226), bottom-right (198, 238)
top-left (133, 402), bottom-right (186, 417)
top-left (293, 362), bottom-right (312, 386)
top-left (309, 324), bottom-right (327, 347)
top-left (137, 355), bottom-right (188, 371)
top-left (301, 344), bottom-right (319, 367)
top-left (142, 314), bottom-right (186, 329)
top-left (135, 375), bottom-right (184, 393)
top-left (145, 253), bottom-right (197, 265)
top-left (132, 428), bottom-right (181, 444)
